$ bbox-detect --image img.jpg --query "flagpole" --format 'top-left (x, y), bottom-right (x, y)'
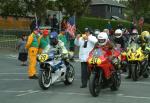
top-left (35, 12), bottom-right (38, 29)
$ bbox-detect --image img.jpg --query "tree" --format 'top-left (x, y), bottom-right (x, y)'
top-left (0, 0), bottom-right (27, 16)
top-left (56, 0), bottom-right (92, 17)
top-left (120, 0), bottom-right (150, 23)
top-left (24, 0), bottom-right (49, 19)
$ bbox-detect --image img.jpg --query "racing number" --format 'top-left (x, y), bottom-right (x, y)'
top-left (39, 54), bottom-right (48, 62)
top-left (91, 57), bottom-right (98, 64)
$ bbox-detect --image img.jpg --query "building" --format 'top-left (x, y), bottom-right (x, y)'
top-left (90, 0), bottom-right (125, 19)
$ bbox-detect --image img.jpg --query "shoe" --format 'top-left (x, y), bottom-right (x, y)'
top-left (125, 76), bottom-right (131, 79)
top-left (80, 85), bottom-right (87, 88)
top-left (29, 75), bottom-right (38, 79)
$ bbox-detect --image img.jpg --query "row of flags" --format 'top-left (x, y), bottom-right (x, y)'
top-left (34, 13), bottom-right (76, 37)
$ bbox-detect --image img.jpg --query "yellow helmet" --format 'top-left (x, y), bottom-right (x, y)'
top-left (141, 31), bottom-right (150, 42)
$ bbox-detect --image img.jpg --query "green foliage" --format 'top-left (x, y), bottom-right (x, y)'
top-left (120, 0), bottom-right (150, 23)
top-left (76, 17), bottom-right (150, 33)
top-left (0, 0), bottom-right (27, 16)
top-left (55, 0), bottom-right (91, 17)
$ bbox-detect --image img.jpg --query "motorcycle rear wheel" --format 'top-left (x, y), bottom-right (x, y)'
top-left (64, 64), bottom-right (75, 85)
top-left (89, 71), bottom-right (102, 97)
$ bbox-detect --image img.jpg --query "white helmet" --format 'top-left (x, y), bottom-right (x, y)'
top-left (132, 29), bottom-right (138, 35)
top-left (97, 32), bottom-right (108, 46)
top-left (115, 29), bottom-right (122, 38)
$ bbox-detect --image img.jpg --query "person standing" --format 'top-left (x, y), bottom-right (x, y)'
top-left (58, 31), bottom-right (67, 48)
top-left (38, 29), bottom-right (49, 54)
top-left (16, 33), bottom-right (28, 66)
top-left (25, 29), bottom-right (39, 79)
top-left (74, 28), bottom-right (98, 88)
top-left (51, 14), bottom-right (58, 30)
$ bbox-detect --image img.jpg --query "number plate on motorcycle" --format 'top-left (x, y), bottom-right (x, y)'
top-left (38, 54), bottom-right (48, 62)
top-left (88, 57), bottom-right (101, 65)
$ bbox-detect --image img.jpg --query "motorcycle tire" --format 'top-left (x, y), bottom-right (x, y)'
top-left (131, 64), bottom-right (140, 81)
top-left (143, 73), bottom-right (149, 78)
top-left (89, 71), bottom-right (102, 97)
top-left (64, 64), bottom-right (75, 85)
top-left (110, 70), bottom-right (121, 91)
top-left (38, 69), bottom-right (51, 90)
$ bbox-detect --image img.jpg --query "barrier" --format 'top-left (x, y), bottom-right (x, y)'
top-left (0, 29), bottom-right (30, 49)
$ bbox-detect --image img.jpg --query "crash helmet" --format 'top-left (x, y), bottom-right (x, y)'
top-left (49, 32), bottom-right (58, 46)
top-left (114, 29), bottom-right (122, 38)
top-left (131, 29), bottom-right (138, 35)
top-left (141, 31), bottom-right (150, 42)
top-left (97, 32), bottom-right (109, 46)
top-left (94, 29), bottom-right (100, 36)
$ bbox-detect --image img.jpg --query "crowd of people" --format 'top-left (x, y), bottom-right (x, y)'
top-left (16, 20), bottom-right (150, 88)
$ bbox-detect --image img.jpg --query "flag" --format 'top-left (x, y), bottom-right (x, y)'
top-left (139, 17), bottom-right (144, 28)
top-left (66, 16), bottom-right (76, 38)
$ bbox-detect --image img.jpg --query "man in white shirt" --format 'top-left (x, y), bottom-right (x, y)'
top-left (74, 28), bottom-right (98, 88)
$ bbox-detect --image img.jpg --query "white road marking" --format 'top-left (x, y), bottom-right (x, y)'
top-left (0, 73), bottom-right (27, 75)
top-left (0, 90), bottom-right (26, 93)
top-left (1, 89), bottom-right (150, 100)
top-left (117, 94), bottom-right (150, 100)
top-left (0, 79), bottom-right (29, 81)
top-left (16, 90), bottom-right (39, 97)
top-left (122, 81), bottom-right (150, 85)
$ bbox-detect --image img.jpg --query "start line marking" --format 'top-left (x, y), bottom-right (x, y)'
top-left (1, 90), bottom-right (150, 100)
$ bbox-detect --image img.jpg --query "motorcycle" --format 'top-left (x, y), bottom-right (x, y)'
top-left (37, 47), bottom-right (75, 90)
top-left (126, 42), bottom-right (149, 81)
top-left (87, 47), bottom-right (121, 97)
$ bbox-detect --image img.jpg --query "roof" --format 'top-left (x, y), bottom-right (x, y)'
top-left (91, 0), bottom-right (126, 7)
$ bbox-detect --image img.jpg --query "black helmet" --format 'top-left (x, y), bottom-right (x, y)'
top-left (94, 29), bottom-right (100, 36)
top-left (84, 27), bottom-right (93, 34)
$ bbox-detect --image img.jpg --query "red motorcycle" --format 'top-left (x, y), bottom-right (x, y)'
top-left (87, 47), bottom-right (121, 97)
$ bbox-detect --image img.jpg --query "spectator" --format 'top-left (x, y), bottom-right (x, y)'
top-left (38, 29), bottom-right (50, 54)
top-left (74, 28), bottom-right (98, 88)
top-left (16, 33), bottom-right (28, 66)
top-left (51, 14), bottom-right (58, 30)
top-left (61, 18), bottom-right (67, 31)
top-left (30, 18), bottom-right (41, 32)
top-left (58, 31), bottom-right (67, 48)
top-left (106, 21), bottom-right (112, 30)
top-left (117, 23), bottom-right (124, 30)
top-left (25, 29), bottom-right (39, 79)
top-left (45, 15), bottom-right (52, 26)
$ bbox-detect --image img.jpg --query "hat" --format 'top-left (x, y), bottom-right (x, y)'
top-left (43, 29), bottom-right (49, 36)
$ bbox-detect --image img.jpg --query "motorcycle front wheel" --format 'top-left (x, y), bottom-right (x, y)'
top-left (89, 70), bottom-right (102, 97)
top-left (110, 70), bottom-right (121, 91)
top-left (131, 63), bottom-right (140, 81)
top-left (38, 69), bottom-right (51, 90)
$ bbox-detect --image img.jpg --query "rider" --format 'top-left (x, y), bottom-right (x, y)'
top-left (113, 29), bottom-right (125, 49)
top-left (49, 31), bottom-right (68, 56)
top-left (128, 29), bottom-right (139, 45)
top-left (138, 31), bottom-right (150, 50)
top-left (91, 32), bottom-right (118, 79)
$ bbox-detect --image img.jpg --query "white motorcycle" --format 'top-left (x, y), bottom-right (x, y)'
top-left (37, 46), bottom-right (75, 90)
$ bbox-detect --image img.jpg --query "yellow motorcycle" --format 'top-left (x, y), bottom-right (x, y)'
top-left (126, 42), bottom-right (149, 81)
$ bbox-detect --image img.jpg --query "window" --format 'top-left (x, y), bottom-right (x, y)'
top-left (107, 5), bottom-right (112, 12)
top-left (119, 8), bottom-right (122, 14)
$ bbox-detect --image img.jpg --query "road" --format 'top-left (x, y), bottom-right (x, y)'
top-left (0, 50), bottom-right (150, 103)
